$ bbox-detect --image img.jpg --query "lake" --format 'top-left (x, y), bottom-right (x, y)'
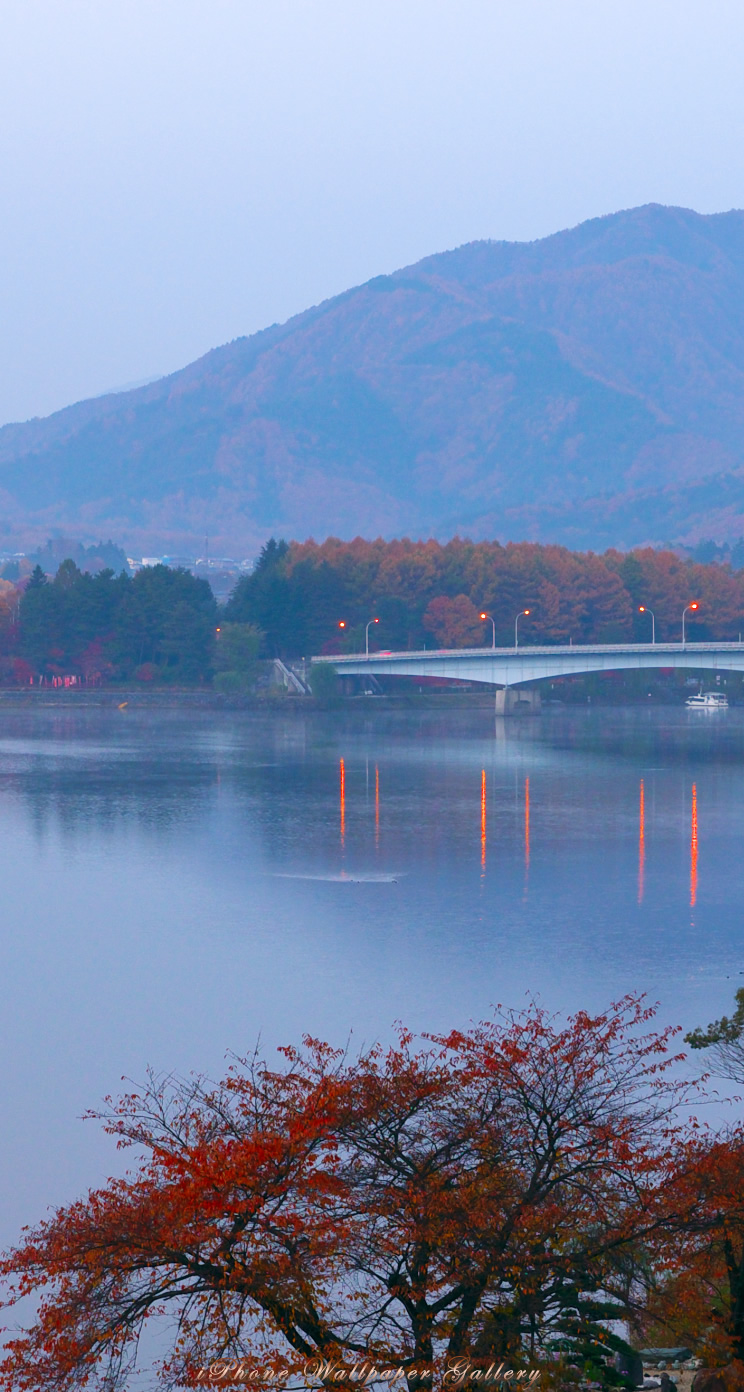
top-left (1, 702), bottom-right (742, 1244)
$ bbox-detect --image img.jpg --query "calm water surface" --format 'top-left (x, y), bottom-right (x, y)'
top-left (1, 703), bottom-right (743, 1239)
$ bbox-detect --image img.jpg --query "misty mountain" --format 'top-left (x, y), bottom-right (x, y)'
top-left (3, 202), bottom-right (744, 554)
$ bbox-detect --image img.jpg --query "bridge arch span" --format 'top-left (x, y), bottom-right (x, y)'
top-left (314, 643), bottom-right (744, 688)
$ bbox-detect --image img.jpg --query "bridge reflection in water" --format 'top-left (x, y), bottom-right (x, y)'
top-left (638, 780), bottom-right (645, 906)
top-left (337, 754), bottom-right (704, 911)
top-left (690, 783), bottom-right (698, 910)
top-left (480, 770), bottom-right (486, 873)
top-left (524, 777), bottom-right (530, 880)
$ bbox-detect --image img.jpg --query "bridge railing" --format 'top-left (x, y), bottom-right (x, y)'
top-left (313, 641), bottom-right (744, 663)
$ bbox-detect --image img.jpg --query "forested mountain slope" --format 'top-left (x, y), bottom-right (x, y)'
top-left (2, 203), bottom-right (744, 553)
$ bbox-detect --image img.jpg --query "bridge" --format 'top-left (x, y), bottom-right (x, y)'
top-left (312, 642), bottom-right (744, 710)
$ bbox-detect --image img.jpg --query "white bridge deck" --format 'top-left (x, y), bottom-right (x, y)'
top-left (312, 642), bottom-right (744, 687)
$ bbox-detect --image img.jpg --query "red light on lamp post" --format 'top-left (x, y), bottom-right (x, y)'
top-left (515, 609), bottom-right (531, 648)
top-left (365, 617), bottom-right (380, 656)
top-left (685, 598), bottom-right (702, 640)
top-left (480, 612), bottom-right (496, 648)
top-left (638, 606), bottom-right (655, 644)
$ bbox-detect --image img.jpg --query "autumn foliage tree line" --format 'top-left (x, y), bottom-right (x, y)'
top-left (3, 537), bottom-right (744, 684)
top-left (3, 994), bottom-right (744, 1391)
top-left (190, 537), bottom-right (744, 659)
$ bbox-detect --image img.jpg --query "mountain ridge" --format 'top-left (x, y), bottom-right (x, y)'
top-left (3, 203), bottom-right (744, 553)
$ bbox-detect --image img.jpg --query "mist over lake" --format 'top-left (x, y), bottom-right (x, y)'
top-left (1, 703), bottom-right (740, 1248)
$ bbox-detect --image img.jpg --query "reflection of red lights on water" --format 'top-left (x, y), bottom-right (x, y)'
top-left (524, 777), bottom-right (530, 871)
top-left (375, 765), bottom-right (380, 847)
top-left (690, 782), bottom-right (698, 908)
top-left (481, 769), bottom-right (486, 870)
top-left (638, 779), bottom-right (645, 905)
top-left (340, 758), bottom-right (346, 846)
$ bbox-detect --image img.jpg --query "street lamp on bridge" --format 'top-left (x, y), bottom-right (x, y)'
top-left (638, 606), bottom-right (655, 644)
top-left (682, 602), bottom-right (699, 647)
top-left (338, 617), bottom-right (380, 656)
top-left (515, 609), bottom-right (531, 648)
top-left (479, 612), bottom-right (496, 648)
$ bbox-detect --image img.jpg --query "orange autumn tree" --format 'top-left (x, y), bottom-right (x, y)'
top-left (635, 1133), bottom-right (744, 1367)
top-left (422, 594), bottom-right (484, 648)
top-left (0, 998), bottom-right (709, 1390)
top-left (636, 994), bottom-right (744, 1364)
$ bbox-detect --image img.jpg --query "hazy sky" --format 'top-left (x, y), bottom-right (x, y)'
top-left (1, 0), bottom-right (743, 426)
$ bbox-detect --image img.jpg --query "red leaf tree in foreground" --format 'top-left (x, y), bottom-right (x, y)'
top-left (637, 995), bottom-right (744, 1366)
top-left (636, 1134), bottom-right (744, 1369)
top-left (0, 998), bottom-right (715, 1390)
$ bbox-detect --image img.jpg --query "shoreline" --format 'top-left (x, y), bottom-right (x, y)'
top-left (0, 687), bottom-right (500, 711)
top-left (0, 687), bottom-right (715, 712)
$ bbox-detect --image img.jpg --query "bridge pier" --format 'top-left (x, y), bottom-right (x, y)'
top-left (494, 687), bottom-right (541, 716)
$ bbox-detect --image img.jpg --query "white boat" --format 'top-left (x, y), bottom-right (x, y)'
top-left (685, 690), bottom-right (728, 709)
